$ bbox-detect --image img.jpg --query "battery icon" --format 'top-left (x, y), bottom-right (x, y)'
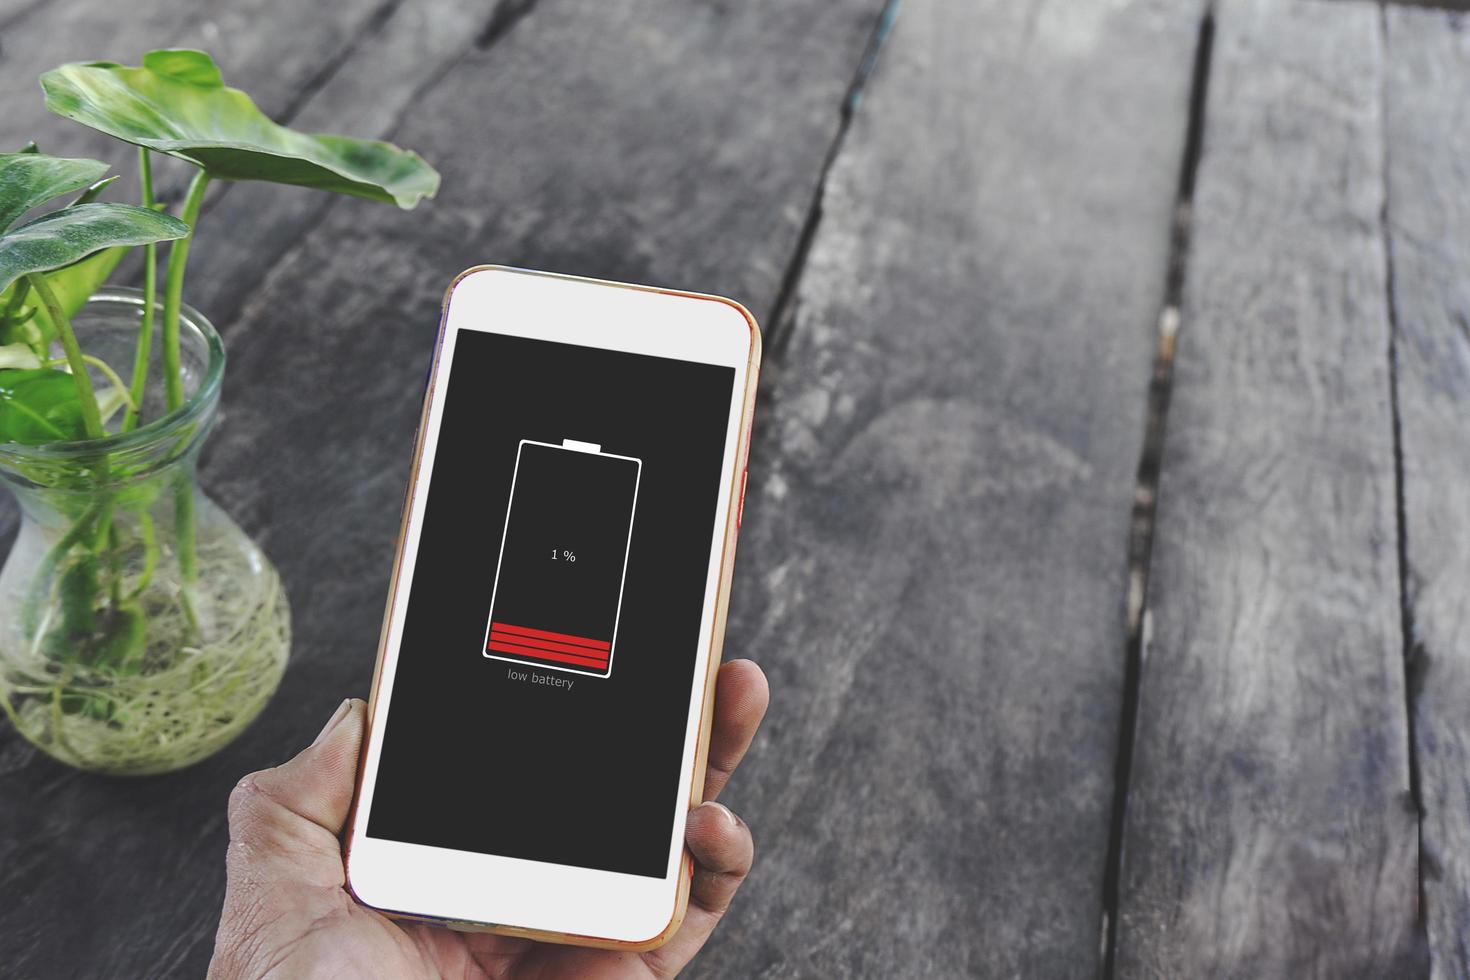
top-left (483, 438), bottom-right (641, 678)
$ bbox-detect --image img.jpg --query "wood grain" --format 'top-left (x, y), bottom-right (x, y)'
top-left (1384, 7), bottom-right (1470, 976)
top-left (1115, 1), bottom-right (1423, 975)
top-left (0, 0), bottom-right (890, 974)
top-left (693, 0), bottom-right (1203, 975)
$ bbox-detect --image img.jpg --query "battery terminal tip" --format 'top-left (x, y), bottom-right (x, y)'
top-left (562, 439), bottom-right (602, 453)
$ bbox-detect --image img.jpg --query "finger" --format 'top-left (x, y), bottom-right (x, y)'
top-left (230, 698), bottom-right (366, 837)
top-left (686, 801), bottom-right (755, 914)
top-left (702, 660), bottom-right (769, 801)
top-left (641, 802), bottom-right (755, 978)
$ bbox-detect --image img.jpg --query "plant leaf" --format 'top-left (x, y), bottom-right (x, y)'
top-left (0, 202), bottom-right (187, 295)
top-left (0, 151), bottom-right (109, 232)
top-left (72, 173), bottom-right (119, 205)
top-left (42, 49), bottom-right (440, 208)
top-left (0, 286), bottom-right (37, 347)
top-left (41, 246), bottom-right (126, 340)
top-left (142, 48), bottom-right (221, 86)
top-left (0, 243), bottom-right (131, 346)
top-left (0, 306), bottom-right (38, 350)
top-left (0, 368), bottom-right (88, 443)
top-left (95, 383), bottom-right (129, 426)
top-left (0, 197), bottom-right (165, 345)
top-left (0, 342), bottom-right (42, 370)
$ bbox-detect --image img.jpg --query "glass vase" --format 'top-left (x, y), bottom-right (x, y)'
top-left (0, 288), bottom-right (289, 775)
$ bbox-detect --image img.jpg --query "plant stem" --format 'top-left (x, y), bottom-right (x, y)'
top-left (122, 148), bottom-right (157, 433)
top-left (162, 169), bottom-right (209, 413)
top-left (93, 504), bottom-right (120, 620)
top-left (23, 503), bottom-right (102, 636)
top-left (81, 355), bottom-right (137, 412)
top-left (108, 523), bottom-right (123, 606)
top-left (176, 466), bottom-right (198, 585)
top-left (127, 509), bottom-right (158, 601)
top-left (26, 274), bottom-right (103, 440)
top-left (162, 169), bottom-right (208, 589)
top-left (2, 278), bottom-right (31, 347)
top-left (3, 280), bottom-right (28, 320)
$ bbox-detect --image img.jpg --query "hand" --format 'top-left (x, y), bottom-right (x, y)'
top-left (207, 660), bottom-right (769, 979)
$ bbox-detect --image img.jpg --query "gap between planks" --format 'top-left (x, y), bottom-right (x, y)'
top-left (475, 0), bottom-right (536, 49)
top-left (1380, 0), bottom-right (1470, 11)
top-left (1100, 6), bottom-right (1215, 978)
top-left (764, 0), bottom-right (903, 359)
top-left (1377, 0), bottom-right (1429, 948)
top-left (273, 0), bottom-right (406, 125)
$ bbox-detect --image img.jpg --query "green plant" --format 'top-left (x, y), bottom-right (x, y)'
top-left (0, 49), bottom-right (438, 765)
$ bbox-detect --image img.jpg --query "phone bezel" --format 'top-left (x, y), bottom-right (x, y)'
top-left (344, 266), bottom-right (759, 948)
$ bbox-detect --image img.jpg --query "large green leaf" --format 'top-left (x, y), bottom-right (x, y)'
top-left (0, 203), bottom-right (187, 295)
top-left (0, 151), bottom-right (109, 232)
top-left (42, 49), bottom-right (440, 208)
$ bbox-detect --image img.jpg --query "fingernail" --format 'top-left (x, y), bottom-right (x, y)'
top-left (697, 801), bottom-right (738, 829)
top-left (313, 699), bottom-right (353, 746)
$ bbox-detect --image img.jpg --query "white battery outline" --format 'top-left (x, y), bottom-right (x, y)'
top-left (481, 438), bottom-right (641, 678)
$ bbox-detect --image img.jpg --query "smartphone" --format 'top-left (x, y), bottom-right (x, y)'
top-left (344, 266), bottom-right (760, 950)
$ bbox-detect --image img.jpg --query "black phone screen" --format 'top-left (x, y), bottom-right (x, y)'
top-left (366, 329), bottom-right (737, 879)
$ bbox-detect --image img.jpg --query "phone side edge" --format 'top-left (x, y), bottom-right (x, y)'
top-left (660, 295), bottom-right (762, 948)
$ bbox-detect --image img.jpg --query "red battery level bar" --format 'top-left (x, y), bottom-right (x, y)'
top-left (486, 622), bottom-right (612, 670)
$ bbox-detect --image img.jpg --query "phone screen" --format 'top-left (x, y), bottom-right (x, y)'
top-left (366, 329), bottom-right (737, 879)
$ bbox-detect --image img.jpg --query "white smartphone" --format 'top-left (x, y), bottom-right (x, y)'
top-left (344, 266), bottom-right (761, 950)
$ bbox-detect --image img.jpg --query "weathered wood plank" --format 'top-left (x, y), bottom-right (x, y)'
top-left (0, 0), bottom-right (46, 30)
top-left (1116, 1), bottom-right (1422, 975)
top-left (1384, 7), bottom-right (1470, 976)
top-left (0, 1), bottom-right (890, 975)
top-left (694, 0), bottom-right (1202, 974)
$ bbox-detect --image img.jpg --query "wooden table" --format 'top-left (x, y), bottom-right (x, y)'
top-left (2, 0), bottom-right (1468, 975)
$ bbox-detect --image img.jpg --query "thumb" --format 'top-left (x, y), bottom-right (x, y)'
top-left (213, 701), bottom-right (367, 978)
top-left (234, 698), bottom-right (366, 835)
top-left (225, 698), bottom-right (366, 883)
